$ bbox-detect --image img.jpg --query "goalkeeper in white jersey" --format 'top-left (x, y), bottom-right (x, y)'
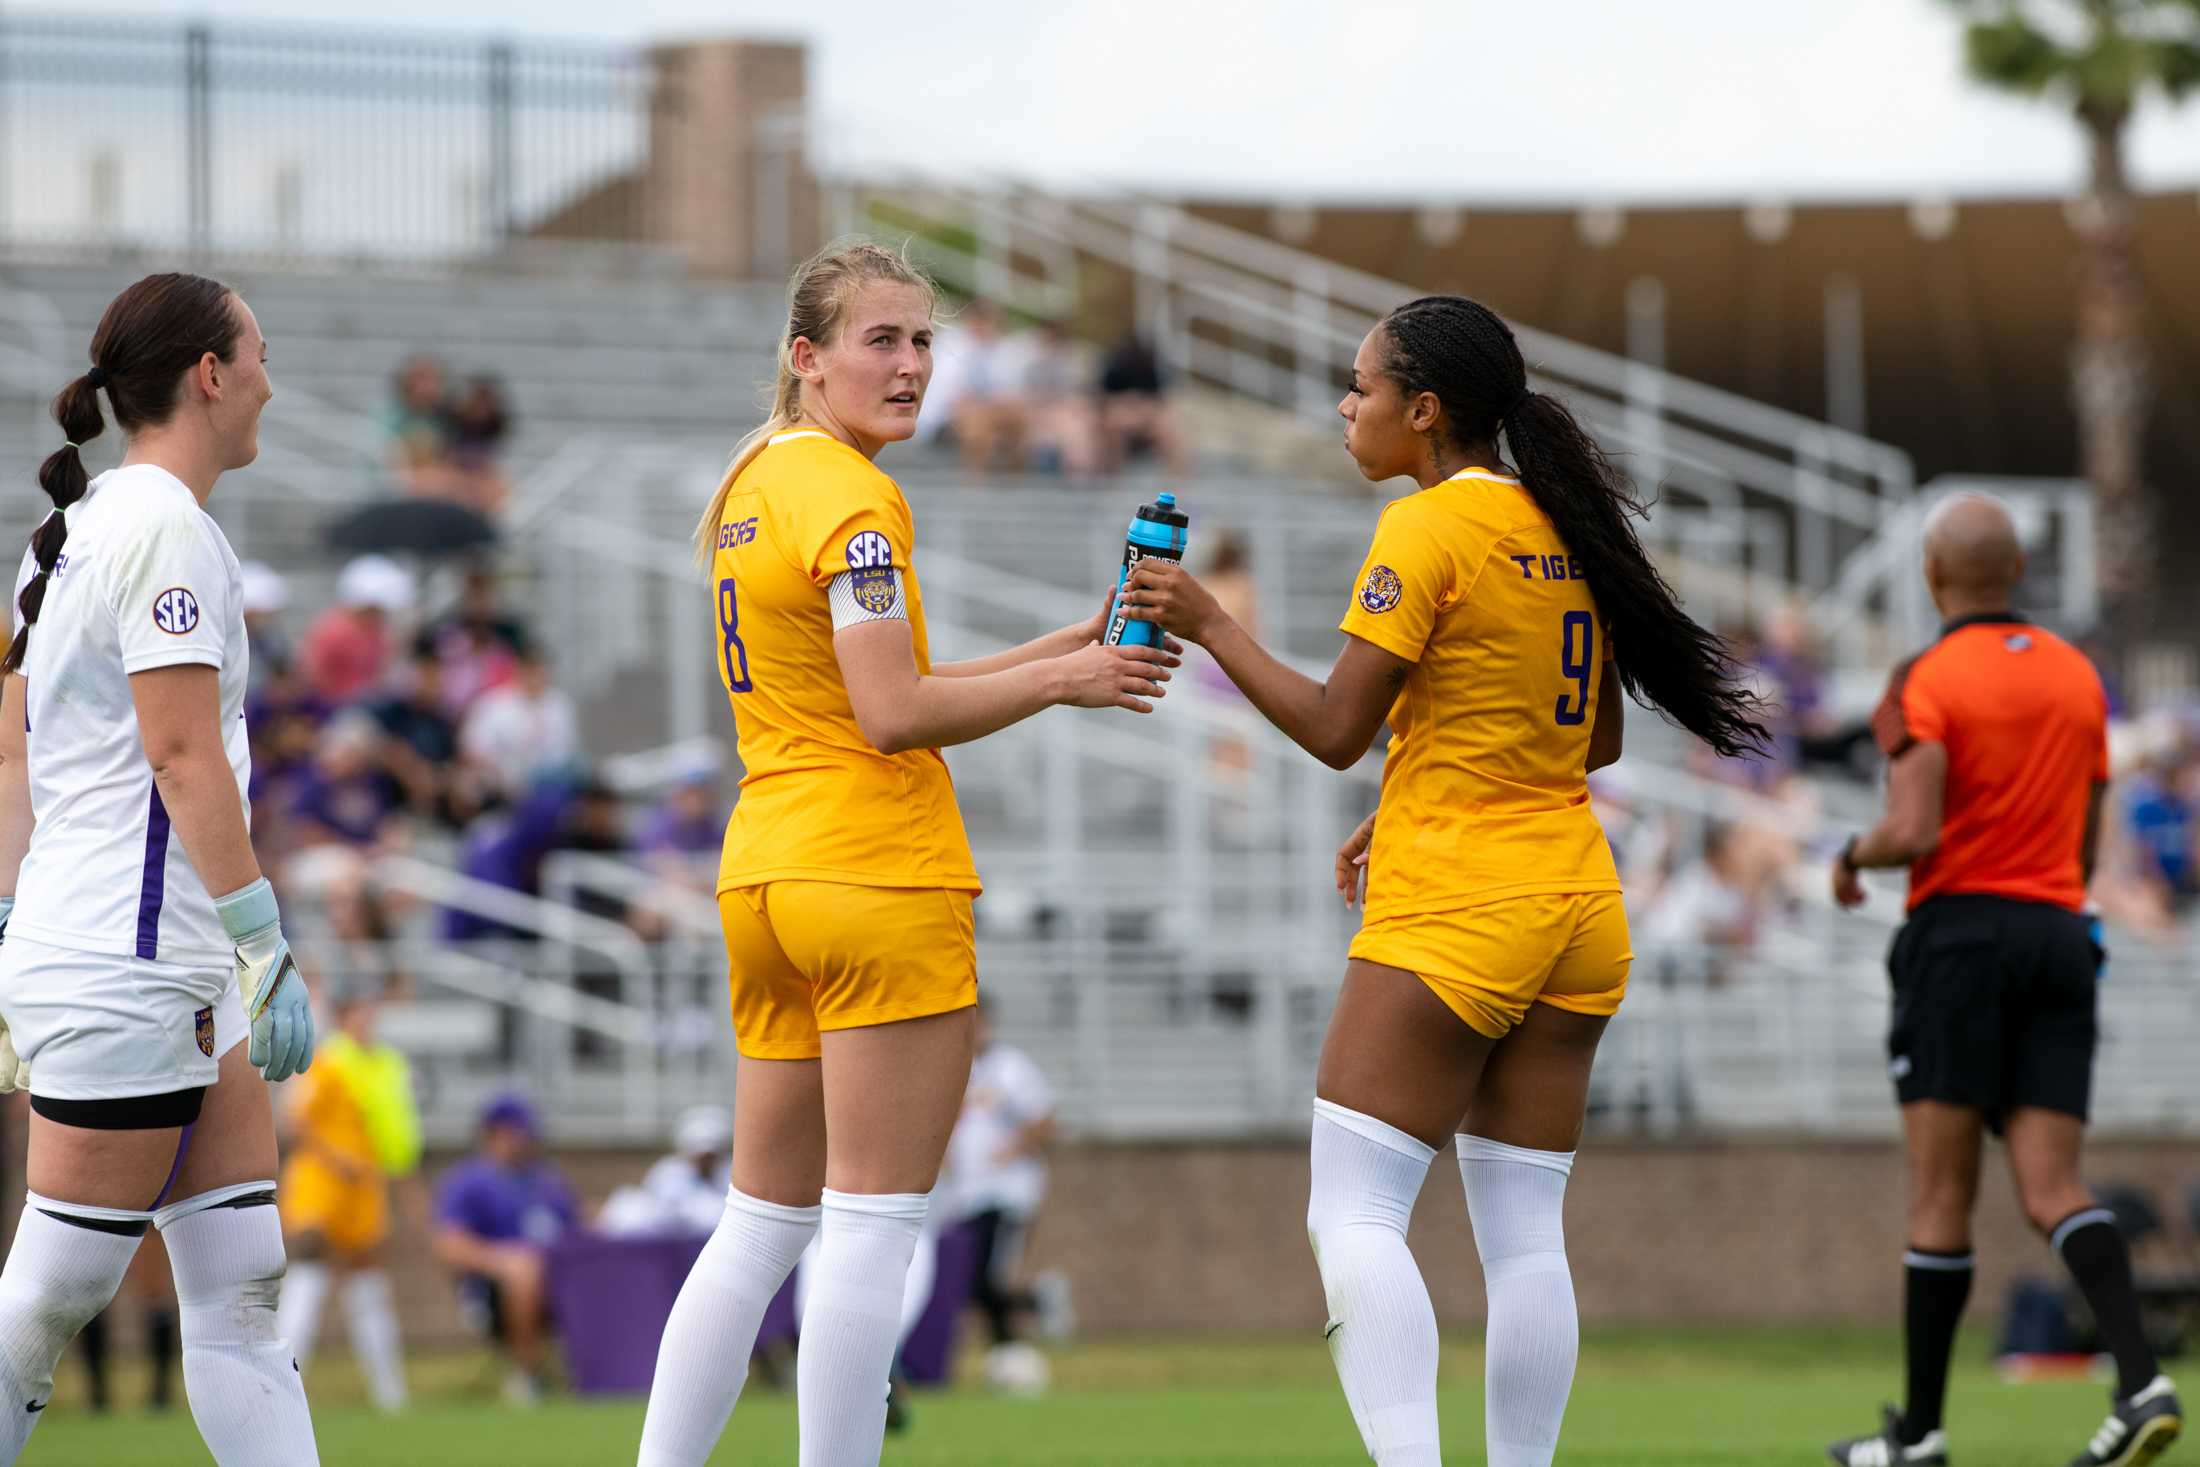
top-left (0, 272), bottom-right (319, 1465)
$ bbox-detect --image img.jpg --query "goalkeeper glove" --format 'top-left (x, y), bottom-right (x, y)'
top-left (214, 878), bottom-right (315, 1082)
top-left (0, 896), bottom-right (23, 1093)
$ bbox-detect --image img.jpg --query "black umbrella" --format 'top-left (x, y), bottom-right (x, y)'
top-left (324, 497), bottom-right (498, 558)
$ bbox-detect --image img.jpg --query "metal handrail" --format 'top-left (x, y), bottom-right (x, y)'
top-left (542, 851), bottom-right (720, 942)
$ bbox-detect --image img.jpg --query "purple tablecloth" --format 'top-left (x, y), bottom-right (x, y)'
top-left (547, 1220), bottom-right (983, 1396)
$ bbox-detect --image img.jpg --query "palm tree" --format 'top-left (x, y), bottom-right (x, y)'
top-left (1944, 0), bottom-right (2200, 648)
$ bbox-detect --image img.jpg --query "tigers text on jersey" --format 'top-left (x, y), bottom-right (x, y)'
top-left (1338, 468), bottom-right (1620, 921)
top-left (709, 430), bottom-right (980, 894)
top-left (9, 464), bottom-right (251, 967)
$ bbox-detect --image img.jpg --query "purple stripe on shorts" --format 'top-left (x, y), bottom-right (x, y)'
top-left (135, 784), bottom-right (172, 960)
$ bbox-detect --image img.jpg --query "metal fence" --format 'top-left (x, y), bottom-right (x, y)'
top-left (0, 12), bottom-right (654, 264)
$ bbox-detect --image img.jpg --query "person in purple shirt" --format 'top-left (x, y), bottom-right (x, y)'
top-left (431, 1094), bottom-right (577, 1404)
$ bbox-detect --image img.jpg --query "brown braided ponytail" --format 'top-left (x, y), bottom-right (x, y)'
top-left (5, 273), bottom-right (242, 674)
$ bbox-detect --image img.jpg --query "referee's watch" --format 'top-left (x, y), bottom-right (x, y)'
top-left (1837, 835), bottom-right (1862, 875)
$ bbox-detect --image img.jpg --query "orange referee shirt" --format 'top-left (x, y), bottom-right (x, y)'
top-left (1871, 614), bottom-right (2108, 913)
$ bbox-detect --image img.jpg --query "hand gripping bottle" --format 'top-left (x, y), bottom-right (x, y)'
top-left (1104, 492), bottom-right (1191, 649)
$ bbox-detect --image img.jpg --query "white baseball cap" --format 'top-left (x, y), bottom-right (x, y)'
top-left (337, 555), bottom-right (416, 616)
top-left (672, 1105), bottom-right (732, 1156)
top-left (239, 561), bottom-right (289, 615)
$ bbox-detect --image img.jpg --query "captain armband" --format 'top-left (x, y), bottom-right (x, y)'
top-left (828, 566), bottom-right (908, 630)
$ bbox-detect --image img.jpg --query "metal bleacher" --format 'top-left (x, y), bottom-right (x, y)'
top-left (0, 174), bottom-right (2188, 1145)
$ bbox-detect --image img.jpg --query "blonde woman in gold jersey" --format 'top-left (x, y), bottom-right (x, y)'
top-left (635, 242), bottom-right (1173, 1467)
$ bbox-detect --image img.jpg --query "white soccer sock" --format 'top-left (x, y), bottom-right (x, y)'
top-left (339, 1270), bottom-right (408, 1410)
top-left (0, 1193), bottom-right (145, 1464)
top-left (277, 1258), bottom-right (332, 1371)
top-left (797, 1189), bottom-right (928, 1467)
top-left (1306, 1099), bottom-right (1442, 1467)
top-left (158, 1183), bottom-right (320, 1467)
top-left (898, 1208), bottom-right (939, 1349)
top-left (637, 1186), bottom-right (820, 1467)
top-left (1460, 1136), bottom-right (1579, 1467)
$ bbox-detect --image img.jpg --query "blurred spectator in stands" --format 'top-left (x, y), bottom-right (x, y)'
top-left (1018, 319), bottom-right (1098, 476)
top-left (1096, 330), bottom-right (1188, 474)
top-left (460, 637), bottom-right (581, 802)
top-left (944, 999), bottom-right (1071, 1381)
top-left (432, 1094), bottom-right (576, 1405)
top-left (599, 1106), bottom-right (733, 1237)
top-left (1638, 822), bottom-right (1796, 986)
top-left (240, 561), bottom-right (292, 700)
top-left (634, 754), bottom-right (723, 897)
top-left (445, 375), bottom-right (514, 519)
top-left (384, 354), bottom-right (454, 494)
top-left (246, 663), bottom-right (335, 864)
top-left (284, 713), bottom-right (408, 944)
top-left (301, 555), bottom-right (415, 705)
top-left (2095, 715), bottom-right (2199, 935)
top-left (423, 562), bottom-right (528, 716)
top-left (943, 300), bottom-right (1026, 471)
top-left (443, 784), bottom-right (574, 943)
top-left (442, 777), bottom-right (654, 942)
top-left (370, 639), bottom-right (483, 829)
top-left (1195, 532), bottom-right (1261, 790)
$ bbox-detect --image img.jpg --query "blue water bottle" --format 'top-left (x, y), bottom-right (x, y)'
top-left (1104, 492), bottom-right (1191, 649)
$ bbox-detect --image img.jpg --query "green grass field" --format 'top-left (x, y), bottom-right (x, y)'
top-left (30, 1327), bottom-right (2136, 1465)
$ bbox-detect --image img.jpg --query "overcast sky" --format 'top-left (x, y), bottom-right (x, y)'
top-left (140, 0), bottom-right (2200, 201)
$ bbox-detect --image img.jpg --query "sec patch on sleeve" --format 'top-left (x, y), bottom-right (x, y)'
top-left (151, 586), bottom-right (201, 635)
top-left (845, 530), bottom-right (894, 570)
top-left (1358, 565), bottom-right (1403, 615)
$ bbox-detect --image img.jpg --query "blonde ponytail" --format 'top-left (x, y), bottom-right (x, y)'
top-left (695, 238), bottom-right (939, 566)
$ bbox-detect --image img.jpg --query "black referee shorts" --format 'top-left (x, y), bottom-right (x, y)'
top-left (1886, 893), bottom-right (2101, 1132)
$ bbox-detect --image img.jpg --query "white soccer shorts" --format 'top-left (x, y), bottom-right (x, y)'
top-left (0, 936), bottom-right (246, 1100)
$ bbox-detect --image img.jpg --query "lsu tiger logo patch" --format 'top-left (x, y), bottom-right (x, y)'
top-left (850, 565), bottom-right (897, 616)
top-left (1358, 565), bottom-right (1403, 615)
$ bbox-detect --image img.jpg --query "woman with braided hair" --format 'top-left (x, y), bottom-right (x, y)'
top-left (1119, 293), bottom-right (1766, 1467)
top-left (0, 272), bottom-right (319, 1465)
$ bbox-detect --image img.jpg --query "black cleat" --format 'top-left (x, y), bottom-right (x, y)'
top-left (2069, 1375), bottom-right (2181, 1467)
top-left (1828, 1404), bottom-right (1949, 1466)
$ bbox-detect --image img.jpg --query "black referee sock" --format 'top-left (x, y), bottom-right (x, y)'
top-left (2052, 1207), bottom-right (2159, 1400)
top-left (1899, 1247), bottom-right (1973, 1444)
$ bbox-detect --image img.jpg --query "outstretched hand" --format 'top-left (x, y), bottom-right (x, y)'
top-left (1116, 561), bottom-right (1225, 645)
top-left (1055, 641), bottom-right (1174, 713)
top-left (1082, 584), bottom-right (1187, 664)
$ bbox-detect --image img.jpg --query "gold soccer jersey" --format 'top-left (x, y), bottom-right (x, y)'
top-left (1338, 468), bottom-right (1621, 922)
top-left (708, 431), bottom-right (980, 896)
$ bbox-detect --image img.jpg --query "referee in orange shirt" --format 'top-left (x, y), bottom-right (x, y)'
top-left (1825, 494), bottom-right (2180, 1467)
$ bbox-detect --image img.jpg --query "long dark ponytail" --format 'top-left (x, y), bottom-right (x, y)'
top-left (1379, 295), bottom-right (1769, 759)
top-left (6, 273), bottom-right (242, 674)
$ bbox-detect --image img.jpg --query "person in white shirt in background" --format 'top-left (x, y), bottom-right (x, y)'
top-left (458, 635), bottom-right (581, 801)
top-left (944, 997), bottom-right (1071, 1392)
top-left (638, 1099), bottom-right (739, 1240)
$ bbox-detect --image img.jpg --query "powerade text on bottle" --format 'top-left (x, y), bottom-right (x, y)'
top-left (1104, 492), bottom-right (1191, 649)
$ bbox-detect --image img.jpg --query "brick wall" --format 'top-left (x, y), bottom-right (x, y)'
top-left (350, 1136), bottom-right (2200, 1348)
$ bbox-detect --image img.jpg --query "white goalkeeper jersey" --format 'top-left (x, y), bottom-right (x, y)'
top-left (9, 464), bottom-right (251, 968)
